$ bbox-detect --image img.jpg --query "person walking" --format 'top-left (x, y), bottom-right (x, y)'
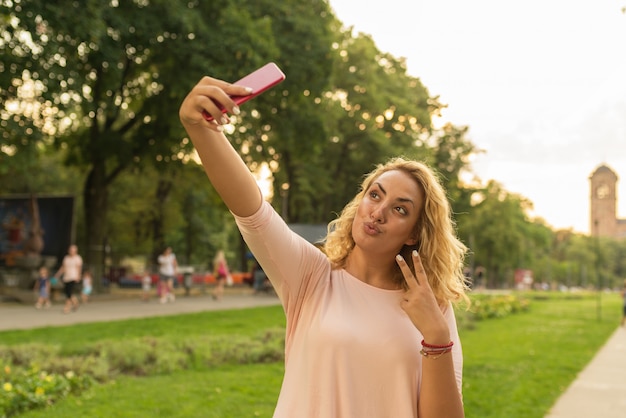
top-left (141, 270), bottom-right (152, 302)
top-left (55, 244), bottom-right (83, 314)
top-left (80, 269), bottom-right (93, 304)
top-left (157, 247), bottom-right (178, 303)
top-left (33, 266), bottom-right (52, 309)
top-left (179, 74), bottom-right (468, 417)
top-left (212, 250), bottom-right (230, 301)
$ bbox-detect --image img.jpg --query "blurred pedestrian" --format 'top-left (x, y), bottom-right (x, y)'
top-left (55, 244), bottom-right (82, 314)
top-left (33, 266), bottom-right (52, 309)
top-left (157, 246), bottom-right (178, 303)
top-left (81, 269), bottom-right (93, 303)
top-left (141, 270), bottom-right (152, 302)
top-left (212, 250), bottom-right (229, 301)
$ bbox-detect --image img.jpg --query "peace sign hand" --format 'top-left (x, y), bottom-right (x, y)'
top-left (396, 250), bottom-right (451, 345)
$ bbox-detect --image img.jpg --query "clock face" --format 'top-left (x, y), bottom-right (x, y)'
top-left (596, 184), bottom-right (610, 199)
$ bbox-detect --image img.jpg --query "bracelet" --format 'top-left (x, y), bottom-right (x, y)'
top-left (421, 339), bottom-right (454, 350)
top-left (420, 347), bottom-right (453, 359)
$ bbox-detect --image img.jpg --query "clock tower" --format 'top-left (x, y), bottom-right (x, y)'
top-left (589, 164), bottom-right (618, 237)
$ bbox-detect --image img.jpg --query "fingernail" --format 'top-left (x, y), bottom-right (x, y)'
top-left (396, 254), bottom-right (403, 262)
top-left (215, 125), bottom-right (224, 132)
top-left (412, 250), bottom-right (419, 257)
top-left (220, 116), bottom-right (228, 125)
top-left (245, 87), bottom-right (253, 93)
top-left (232, 106), bottom-right (240, 115)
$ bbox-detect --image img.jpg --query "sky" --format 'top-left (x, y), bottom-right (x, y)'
top-left (329, 0), bottom-right (626, 234)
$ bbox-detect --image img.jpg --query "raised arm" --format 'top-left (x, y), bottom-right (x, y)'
top-left (179, 76), bottom-right (262, 217)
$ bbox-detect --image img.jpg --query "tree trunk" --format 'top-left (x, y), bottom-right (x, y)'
top-left (83, 162), bottom-right (108, 292)
top-left (151, 178), bottom-right (173, 265)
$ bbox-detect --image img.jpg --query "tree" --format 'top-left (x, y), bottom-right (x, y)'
top-left (430, 123), bottom-right (482, 216)
top-left (1, 0), bottom-right (278, 278)
top-left (465, 181), bottom-right (535, 287)
top-left (227, 0), bottom-right (338, 223)
top-left (3, 0), bottom-right (493, 280)
top-left (304, 28), bottom-right (436, 223)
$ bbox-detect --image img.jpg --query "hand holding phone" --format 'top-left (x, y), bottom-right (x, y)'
top-left (203, 62), bottom-right (286, 121)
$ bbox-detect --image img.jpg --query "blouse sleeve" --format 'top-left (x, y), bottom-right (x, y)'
top-left (233, 201), bottom-right (330, 312)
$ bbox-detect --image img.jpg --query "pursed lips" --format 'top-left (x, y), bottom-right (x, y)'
top-left (363, 221), bottom-right (381, 235)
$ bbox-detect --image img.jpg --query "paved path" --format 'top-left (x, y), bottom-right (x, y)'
top-left (545, 326), bottom-right (626, 418)
top-left (0, 290), bottom-right (281, 331)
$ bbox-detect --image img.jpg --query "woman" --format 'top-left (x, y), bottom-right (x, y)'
top-left (212, 250), bottom-right (230, 300)
top-left (157, 247), bottom-right (178, 303)
top-left (54, 244), bottom-right (83, 314)
top-left (179, 75), bottom-right (468, 417)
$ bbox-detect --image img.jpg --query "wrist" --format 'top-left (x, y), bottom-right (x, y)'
top-left (420, 339), bottom-right (454, 359)
top-left (421, 331), bottom-right (451, 347)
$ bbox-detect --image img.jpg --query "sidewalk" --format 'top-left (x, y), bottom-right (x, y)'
top-left (0, 289), bottom-right (281, 331)
top-left (544, 326), bottom-right (626, 418)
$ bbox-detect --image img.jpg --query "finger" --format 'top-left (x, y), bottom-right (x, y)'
top-left (198, 77), bottom-right (253, 112)
top-left (412, 250), bottom-right (434, 291)
top-left (411, 250), bottom-right (424, 285)
top-left (194, 77), bottom-right (245, 118)
top-left (197, 75), bottom-right (253, 98)
top-left (395, 254), bottom-right (419, 289)
top-left (194, 86), bottom-right (234, 122)
top-left (227, 83), bottom-right (254, 97)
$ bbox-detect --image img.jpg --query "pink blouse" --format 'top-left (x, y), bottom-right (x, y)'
top-left (235, 201), bottom-right (463, 418)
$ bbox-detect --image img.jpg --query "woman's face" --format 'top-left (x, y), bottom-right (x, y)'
top-left (352, 170), bottom-right (423, 257)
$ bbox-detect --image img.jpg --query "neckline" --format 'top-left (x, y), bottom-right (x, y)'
top-left (340, 269), bottom-right (404, 294)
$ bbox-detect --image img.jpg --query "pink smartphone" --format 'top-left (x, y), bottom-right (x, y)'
top-left (202, 62), bottom-right (286, 121)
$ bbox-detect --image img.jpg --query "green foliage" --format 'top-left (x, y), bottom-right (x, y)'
top-left (467, 293), bottom-right (530, 320)
top-left (3, 0), bottom-right (625, 294)
top-left (1, 0), bottom-right (284, 271)
top-left (0, 363), bottom-right (92, 418)
top-left (0, 327), bottom-right (285, 416)
top-left (18, 364), bottom-right (285, 418)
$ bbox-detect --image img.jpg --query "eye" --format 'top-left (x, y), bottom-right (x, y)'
top-left (369, 190), bottom-right (380, 200)
top-left (395, 206), bottom-right (408, 215)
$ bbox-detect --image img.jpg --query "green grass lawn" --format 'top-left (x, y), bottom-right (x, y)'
top-left (4, 291), bottom-right (623, 418)
top-left (461, 292), bottom-right (621, 418)
top-left (18, 364), bottom-right (285, 418)
top-left (0, 306), bottom-right (287, 352)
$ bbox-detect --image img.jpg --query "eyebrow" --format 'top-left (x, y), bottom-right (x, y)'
top-left (373, 182), bottom-right (415, 207)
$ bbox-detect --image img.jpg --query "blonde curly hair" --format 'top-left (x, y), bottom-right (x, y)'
top-left (322, 157), bottom-right (469, 305)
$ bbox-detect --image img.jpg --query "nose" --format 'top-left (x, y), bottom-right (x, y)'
top-left (370, 206), bottom-right (385, 223)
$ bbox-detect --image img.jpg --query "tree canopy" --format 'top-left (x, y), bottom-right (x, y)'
top-left (1, 0), bottom-right (623, 290)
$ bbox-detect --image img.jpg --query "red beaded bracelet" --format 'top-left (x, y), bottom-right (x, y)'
top-left (421, 339), bottom-right (454, 350)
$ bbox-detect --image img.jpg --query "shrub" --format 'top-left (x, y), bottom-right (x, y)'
top-left (455, 292), bottom-right (531, 328)
top-left (0, 328), bottom-right (285, 416)
top-left (0, 363), bottom-right (92, 417)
